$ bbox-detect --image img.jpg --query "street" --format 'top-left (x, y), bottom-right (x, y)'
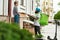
top-left (41, 23), bottom-right (60, 40)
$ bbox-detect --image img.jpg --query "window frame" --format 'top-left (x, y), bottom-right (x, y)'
top-left (32, 0), bottom-right (33, 11)
top-left (20, 0), bottom-right (25, 7)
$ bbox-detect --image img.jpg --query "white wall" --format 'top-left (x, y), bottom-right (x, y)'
top-left (40, 0), bottom-right (43, 10)
top-left (33, 0), bottom-right (36, 13)
top-left (53, 0), bottom-right (60, 13)
top-left (4, 0), bottom-right (8, 16)
top-left (20, 0), bottom-right (26, 13)
top-left (20, 0), bottom-right (36, 15)
top-left (0, 0), bottom-right (3, 15)
top-left (26, 0), bottom-right (36, 15)
top-left (26, 0), bottom-right (31, 14)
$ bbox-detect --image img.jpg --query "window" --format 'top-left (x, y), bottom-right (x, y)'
top-left (46, 2), bottom-right (48, 5)
top-left (43, 7), bottom-right (46, 12)
top-left (21, 0), bottom-right (24, 6)
top-left (20, 0), bottom-right (26, 7)
top-left (51, 3), bottom-right (53, 6)
top-left (43, 1), bottom-right (45, 5)
top-left (32, 0), bottom-right (33, 11)
top-left (0, 0), bottom-right (8, 16)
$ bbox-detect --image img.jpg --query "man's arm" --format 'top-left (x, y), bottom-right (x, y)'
top-left (26, 14), bottom-right (37, 19)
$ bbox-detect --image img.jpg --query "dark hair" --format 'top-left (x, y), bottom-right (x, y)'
top-left (35, 11), bottom-right (39, 13)
top-left (14, 1), bottom-right (18, 5)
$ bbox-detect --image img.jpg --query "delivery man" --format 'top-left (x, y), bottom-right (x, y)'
top-left (27, 8), bottom-right (41, 35)
top-left (34, 8), bottom-right (41, 35)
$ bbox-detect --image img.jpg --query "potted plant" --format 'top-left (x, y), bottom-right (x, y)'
top-left (35, 34), bottom-right (43, 40)
top-left (54, 11), bottom-right (60, 25)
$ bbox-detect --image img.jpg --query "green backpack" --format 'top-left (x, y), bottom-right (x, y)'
top-left (38, 13), bottom-right (49, 26)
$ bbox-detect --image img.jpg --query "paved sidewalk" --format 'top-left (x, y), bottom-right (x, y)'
top-left (41, 23), bottom-right (60, 40)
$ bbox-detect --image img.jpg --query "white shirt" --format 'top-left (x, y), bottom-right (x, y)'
top-left (34, 13), bottom-right (40, 26)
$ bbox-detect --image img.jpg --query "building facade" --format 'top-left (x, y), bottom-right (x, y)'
top-left (11, 0), bottom-right (36, 17)
top-left (40, 0), bottom-right (53, 21)
top-left (0, 0), bottom-right (37, 29)
top-left (0, 0), bottom-right (36, 16)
